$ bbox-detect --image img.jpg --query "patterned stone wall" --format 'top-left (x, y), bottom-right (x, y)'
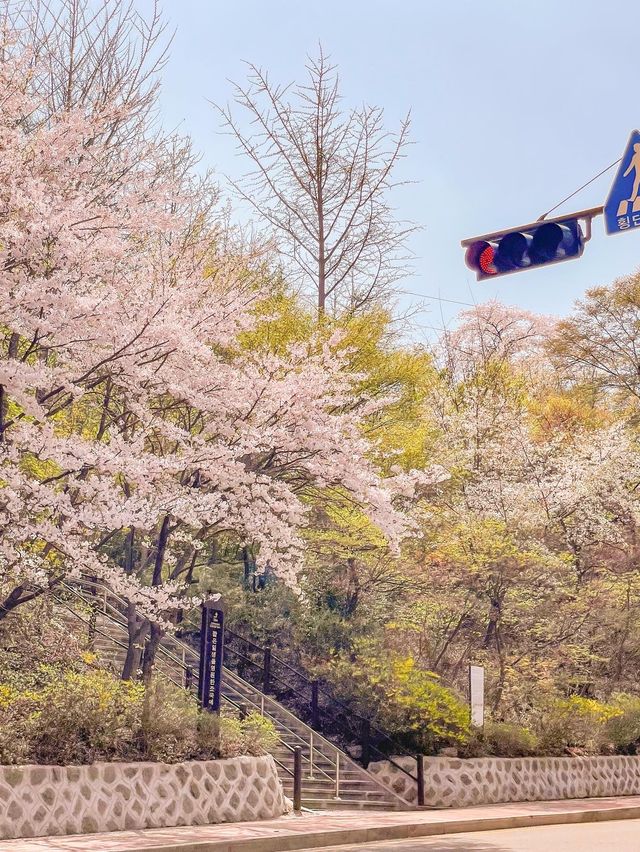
top-left (369, 754), bottom-right (640, 808)
top-left (0, 755), bottom-right (288, 840)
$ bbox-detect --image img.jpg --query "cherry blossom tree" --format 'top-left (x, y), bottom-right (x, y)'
top-left (439, 301), bottom-right (555, 384)
top-left (422, 319), bottom-right (640, 710)
top-left (0, 37), bottom-right (417, 660)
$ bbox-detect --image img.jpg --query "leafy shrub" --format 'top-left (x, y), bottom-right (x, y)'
top-left (323, 644), bottom-right (470, 752)
top-left (0, 683), bottom-right (38, 764)
top-left (239, 712), bottom-right (281, 756)
top-left (483, 721), bottom-right (538, 757)
top-left (604, 694), bottom-right (640, 754)
top-left (199, 711), bottom-right (281, 759)
top-left (140, 678), bottom-right (199, 762)
top-left (26, 670), bottom-right (145, 764)
top-left (196, 708), bottom-right (224, 758)
top-left (216, 714), bottom-right (246, 758)
top-left (460, 721), bottom-right (538, 758)
top-left (0, 599), bottom-right (88, 692)
top-left (534, 696), bottom-right (621, 756)
top-left (0, 669), bottom-right (279, 765)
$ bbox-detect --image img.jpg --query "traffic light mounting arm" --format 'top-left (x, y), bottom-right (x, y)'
top-left (461, 206), bottom-right (602, 250)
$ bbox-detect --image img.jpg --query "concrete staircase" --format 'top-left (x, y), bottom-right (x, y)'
top-left (54, 580), bottom-right (409, 811)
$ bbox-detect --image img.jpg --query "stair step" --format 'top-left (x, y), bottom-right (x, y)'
top-left (54, 595), bottom-right (407, 813)
top-left (282, 785), bottom-right (393, 799)
top-left (297, 798), bottom-right (402, 810)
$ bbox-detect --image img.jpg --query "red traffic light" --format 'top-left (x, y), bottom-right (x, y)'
top-left (462, 216), bottom-right (585, 281)
top-left (465, 241), bottom-right (496, 275)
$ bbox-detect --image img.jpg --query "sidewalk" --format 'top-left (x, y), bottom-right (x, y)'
top-left (2, 797), bottom-right (640, 852)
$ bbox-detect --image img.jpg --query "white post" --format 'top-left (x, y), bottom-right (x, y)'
top-left (334, 750), bottom-right (340, 799)
top-left (260, 694), bottom-right (265, 716)
top-left (309, 732), bottom-right (315, 779)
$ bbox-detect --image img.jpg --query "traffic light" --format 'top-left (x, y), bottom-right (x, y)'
top-left (462, 215), bottom-right (585, 281)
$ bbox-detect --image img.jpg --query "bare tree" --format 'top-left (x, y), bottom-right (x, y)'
top-left (217, 48), bottom-right (414, 316)
top-left (3, 0), bottom-right (170, 143)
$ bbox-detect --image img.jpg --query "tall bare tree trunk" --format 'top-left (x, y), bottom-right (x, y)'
top-left (217, 49), bottom-right (413, 317)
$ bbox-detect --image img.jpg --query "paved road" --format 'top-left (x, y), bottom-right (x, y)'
top-left (299, 819), bottom-right (640, 851)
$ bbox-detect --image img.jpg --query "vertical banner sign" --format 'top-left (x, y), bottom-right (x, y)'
top-left (468, 665), bottom-right (485, 728)
top-left (198, 599), bottom-right (224, 712)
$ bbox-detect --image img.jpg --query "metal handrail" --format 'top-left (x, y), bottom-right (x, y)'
top-left (224, 627), bottom-right (263, 653)
top-left (225, 628), bottom-right (313, 683)
top-left (59, 576), bottom-right (411, 807)
top-left (56, 584), bottom-right (199, 684)
top-left (58, 580), bottom-right (335, 783)
top-left (223, 622), bottom-right (420, 783)
top-left (221, 665), bottom-right (396, 791)
top-left (221, 681), bottom-right (335, 785)
top-left (54, 589), bottom-right (298, 782)
top-left (60, 579), bottom-right (202, 676)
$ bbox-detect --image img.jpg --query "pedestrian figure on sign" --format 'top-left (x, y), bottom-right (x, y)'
top-left (618, 143), bottom-right (640, 215)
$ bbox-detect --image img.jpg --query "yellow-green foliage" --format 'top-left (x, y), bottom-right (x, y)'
top-left (0, 670), bottom-right (279, 765)
top-left (338, 309), bottom-right (437, 471)
top-left (604, 694), bottom-right (640, 754)
top-left (27, 670), bottom-right (145, 764)
top-left (240, 295), bottom-right (438, 472)
top-left (304, 498), bottom-right (389, 563)
top-left (479, 721), bottom-right (538, 758)
top-left (141, 677), bottom-right (199, 762)
top-left (211, 711), bottom-right (281, 759)
top-left (238, 286), bottom-right (314, 354)
top-left (323, 643), bottom-right (470, 751)
top-left (535, 696), bottom-right (621, 756)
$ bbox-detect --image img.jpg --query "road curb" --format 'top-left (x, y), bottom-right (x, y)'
top-left (103, 803), bottom-right (640, 852)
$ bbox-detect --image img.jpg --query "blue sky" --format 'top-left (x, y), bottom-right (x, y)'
top-left (140, 0), bottom-right (640, 337)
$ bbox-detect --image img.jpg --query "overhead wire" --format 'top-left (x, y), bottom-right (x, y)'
top-left (399, 291), bottom-right (475, 308)
top-left (539, 157), bottom-right (622, 220)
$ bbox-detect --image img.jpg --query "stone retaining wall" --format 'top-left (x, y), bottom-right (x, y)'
top-left (368, 754), bottom-right (640, 808)
top-left (0, 754), bottom-right (288, 840)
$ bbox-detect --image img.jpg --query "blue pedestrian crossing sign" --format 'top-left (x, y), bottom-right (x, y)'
top-left (605, 130), bottom-right (640, 234)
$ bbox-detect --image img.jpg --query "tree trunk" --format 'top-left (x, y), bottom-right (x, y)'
top-left (0, 584), bottom-right (45, 622)
top-left (242, 545), bottom-right (252, 589)
top-left (0, 332), bottom-right (20, 441)
top-left (121, 601), bottom-right (147, 680)
top-left (141, 621), bottom-right (165, 684)
top-left (482, 596), bottom-right (502, 649)
top-left (343, 557), bottom-right (360, 616)
top-left (135, 514), bottom-right (171, 682)
top-left (316, 124), bottom-right (325, 316)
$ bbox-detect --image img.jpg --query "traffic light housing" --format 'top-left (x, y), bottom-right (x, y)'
top-left (462, 215), bottom-right (585, 281)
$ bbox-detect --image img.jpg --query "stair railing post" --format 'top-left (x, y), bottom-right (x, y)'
top-left (311, 679), bottom-right (320, 729)
top-left (293, 746), bottom-right (302, 812)
top-left (184, 665), bottom-right (194, 691)
top-left (416, 753), bottom-right (425, 807)
top-left (334, 749), bottom-right (341, 800)
top-left (309, 732), bottom-right (315, 779)
top-left (88, 604), bottom-right (97, 651)
top-left (361, 719), bottom-right (371, 769)
top-left (262, 646), bottom-right (271, 693)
